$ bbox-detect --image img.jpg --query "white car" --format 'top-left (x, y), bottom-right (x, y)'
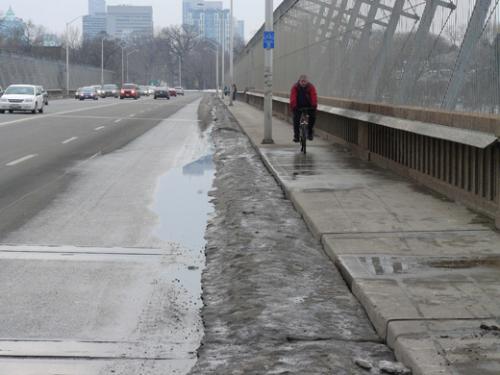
top-left (0, 84), bottom-right (45, 114)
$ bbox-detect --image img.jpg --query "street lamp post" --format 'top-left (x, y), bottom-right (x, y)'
top-left (126, 50), bottom-right (138, 82)
top-left (101, 37), bottom-right (105, 86)
top-left (229, 0), bottom-right (234, 106)
top-left (179, 56), bottom-right (182, 87)
top-left (203, 40), bottom-right (220, 96)
top-left (121, 46), bottom-right (125, 85)
top-left (65, 15), bottom-right (83, 97)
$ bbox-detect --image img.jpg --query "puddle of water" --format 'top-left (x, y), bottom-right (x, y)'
top-left (153, 134), bottom-right (215, 253)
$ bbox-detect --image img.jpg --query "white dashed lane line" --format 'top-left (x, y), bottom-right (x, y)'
top-left (62, 137), bottom-right (78, 144)
top-left (129, 114), bottom-right (136, 118)
top-left (114, 119), bottom-right (122, 123)
top-left (6, 154), bottom-right (38, 167)
top-left (95, 126), bottom-right (105, 131)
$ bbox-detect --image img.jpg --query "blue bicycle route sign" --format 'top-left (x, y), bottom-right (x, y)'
top-left (263, 31), bottom-right (275, 49)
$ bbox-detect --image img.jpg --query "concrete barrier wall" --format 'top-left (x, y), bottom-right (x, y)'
top-left (0, 52), bottom-right (115, 91)
top-left (238, 92), bottom-right (500, 228)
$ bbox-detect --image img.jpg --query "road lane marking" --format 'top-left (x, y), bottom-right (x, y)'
top-left (0, 102), bottom-right (124, 128)
top-left (114, 119), bottom-right (122, 123)
top-left (129, 114), bottom-right (136, 117)
top-left (6, 154), bottom-right (38, 167)
top-left (62, 137), bottom-right (78, 144)
top-left (95, 126), bottom-right (105, 131)
top-left (0, 95), bottom-right (173, 129)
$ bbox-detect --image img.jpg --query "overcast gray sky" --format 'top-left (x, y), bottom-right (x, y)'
top-left (0, 0), bottom-right (280, 41)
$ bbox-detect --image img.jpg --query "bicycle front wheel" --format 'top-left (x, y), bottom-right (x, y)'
top-left (301, 125), bottom-right (307, 154)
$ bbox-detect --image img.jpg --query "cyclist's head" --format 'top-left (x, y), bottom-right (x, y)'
top-left (298, 75), bottom-right (309, 87)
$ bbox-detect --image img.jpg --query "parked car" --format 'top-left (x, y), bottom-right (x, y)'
top-left (101, 84), bottom-right (119, 98)
top-left (37, 86), bottom-right (49, 105)
top-left (154, 87), bottom-right (170, 100)
top-left (78, 86), bottom-right (99, 100)
top-left (0, 86), bottom-right (3, 97)
top-left (120, 84), bottom-right (140, 100)
top-left (0, 84), bottom-right (45, 114)
top-left (147, 86), bottom-right (156, 96)
top-left (168, 87), bottom-right (177, 97)
top-left (175, 87), bottom-right (184, 96)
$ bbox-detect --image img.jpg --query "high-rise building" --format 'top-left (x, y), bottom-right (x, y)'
top-left (0, 6), bottom-right (25, 37)
top-left (83, 14), bottom-right (107, 40)
top-left (106, 5), bottom-right (153, 40)
top-left (183, 0), bottom-right (245, 47)
top-left (83, 0), bottom-right (107, 40)
top-left (235, 20), bottom-right (245, 42)
top-left (89, 0), bottom-right (106, 16)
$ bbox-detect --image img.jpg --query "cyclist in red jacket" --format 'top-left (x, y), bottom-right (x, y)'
top-left (290, 75), bottom-right (318, 142)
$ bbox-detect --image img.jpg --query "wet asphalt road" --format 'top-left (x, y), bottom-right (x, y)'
top-left (0, 94), bottom-right (201, 238)
top-left (0, 93), bottom-right (213, 374)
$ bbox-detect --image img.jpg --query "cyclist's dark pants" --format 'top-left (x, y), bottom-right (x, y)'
top-left (293, 109), bottom-right (316, 138)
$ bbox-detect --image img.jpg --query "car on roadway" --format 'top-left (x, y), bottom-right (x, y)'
top-left (101, 84), bottom-right (119, 98)
top-left (78, 86), bottom-right (99, 101)
top-left (75, 87), bottom-right (82, 99)
top-left (138, 85), bottom-right (150, 96)
top-left (168, 87), bottom-right (177, 97)
top-left (175, 87), bottom-right (184, 96)
top-left (0, 84), bottom-right (45, 114)
top-left (92, 85), bottom-right (104, 97)
top-left (153, 87), bottom-right (170, 100)
top-left (37, 86), bottom-right (49, 106)
top-left (120, 84), bottom-right (140, 100)
top-left (147, 86), bottom-right (156, 96)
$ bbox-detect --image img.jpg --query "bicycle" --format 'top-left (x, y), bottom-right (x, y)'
top-left (297, 107), bottom-right (313, 154)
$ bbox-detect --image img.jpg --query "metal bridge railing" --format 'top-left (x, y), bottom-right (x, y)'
top-left (235, 0), bottom-right (500, 116)
top-left (239, 90), bottom-right (500, 227)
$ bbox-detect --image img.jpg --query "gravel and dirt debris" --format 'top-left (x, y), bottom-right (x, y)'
top-left (189, 96), bottom-right (396, 374)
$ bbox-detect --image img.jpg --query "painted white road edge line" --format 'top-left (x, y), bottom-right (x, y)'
top-left (95, 126), bottom-right (105, 131)
top-left (6, 154), bottom-right (38, 167)
top-left (62, 137), bottom-right (78, 144)
top-left (0, 101), bottom-right (124, 129)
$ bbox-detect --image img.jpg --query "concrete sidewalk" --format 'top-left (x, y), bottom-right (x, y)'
top-left (225, 99), bottom-right (500, 375)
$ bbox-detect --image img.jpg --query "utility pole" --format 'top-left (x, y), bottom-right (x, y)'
top-left (229, 0), bottom-right (234, 106)
top-left (262, 0), bottom-right (274, 144)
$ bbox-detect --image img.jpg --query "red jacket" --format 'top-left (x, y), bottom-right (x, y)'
top-left (290, 82), bottom-right (318, 111)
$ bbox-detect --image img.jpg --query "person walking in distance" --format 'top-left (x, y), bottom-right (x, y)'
top-left (290, 75), bottom-right (318, 142)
